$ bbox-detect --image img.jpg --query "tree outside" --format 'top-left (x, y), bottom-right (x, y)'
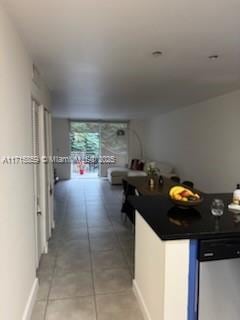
top-left (70, 122), bottom-right (100, 156)
top-left (70, 121), bottom-right (128, 178)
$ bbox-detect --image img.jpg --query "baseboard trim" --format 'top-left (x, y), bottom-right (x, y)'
top-left (44, 242), bottom-right (48, 254)
top-left (22, 278), bottom-right (39, 320)
top-left (133, 279), bottom-right (152, 320)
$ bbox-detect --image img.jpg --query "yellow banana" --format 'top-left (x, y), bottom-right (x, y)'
top-left (169, 186), bottom-right (185, 197)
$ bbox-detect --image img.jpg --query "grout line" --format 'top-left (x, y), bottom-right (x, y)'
top-left (43, 183), bottom-right (69, 320)
top-left (84, 188), bottom-right (98, 320)
top-left (46, 288), bottom-right (133, 303)
top-left (47, 293), bottom-right (94, 302)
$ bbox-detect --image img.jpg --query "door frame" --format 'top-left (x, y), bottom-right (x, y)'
top-left (48, 112), bottom-right (55, 230)
top-left (45, 110), bottom-right (54, 235)
top-left (32, 100), bottom-right (43, 267)
top-left (32, 101), bottom-right (54, 268)
top-left (39, 104), bottom-right (49, 254)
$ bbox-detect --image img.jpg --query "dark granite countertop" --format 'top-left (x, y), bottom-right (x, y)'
top-left (129, 194), bottom-right (240, 241)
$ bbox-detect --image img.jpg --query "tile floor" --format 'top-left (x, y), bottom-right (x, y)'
top-left (31, 178), bottom-right (144, 320)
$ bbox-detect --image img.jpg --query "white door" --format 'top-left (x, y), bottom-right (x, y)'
top-left (32, 101), bottom-right (42, 267)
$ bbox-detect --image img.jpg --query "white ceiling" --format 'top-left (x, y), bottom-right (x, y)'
top-left (3, 0), bottom-right (240, 119)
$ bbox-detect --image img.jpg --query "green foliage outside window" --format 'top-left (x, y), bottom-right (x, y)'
top-left (70, 121), bottom-right (128, 156)
top-left (70, 122), bottom-right (99, 155)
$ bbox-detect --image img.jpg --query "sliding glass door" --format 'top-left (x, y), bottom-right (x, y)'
top-left (70, 121), bottom-right (128, 178)
top-left (99, 122), bottom-right (128, 177)
top-left (70, 122), bottom-right (100, 178)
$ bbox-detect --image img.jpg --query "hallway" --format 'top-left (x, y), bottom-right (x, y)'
top-left (32, 179), bottom-right (144, 320)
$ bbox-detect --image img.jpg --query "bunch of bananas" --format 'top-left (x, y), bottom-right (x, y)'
top-left (169, 186), bottom-right (200, 202)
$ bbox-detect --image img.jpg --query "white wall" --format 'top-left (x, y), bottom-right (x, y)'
top-left (99, 123), bottom-right (129, 177)
top-left (143, 90), bottom-right (240, 193)
top-left (100, 137), bottom-right (128, 177)
top-left (0, 4), bottom-right (50, 320)
top-left (129, 120), bottom-right (146, 161)
top-left (52, 118), bottom-right (71, 180)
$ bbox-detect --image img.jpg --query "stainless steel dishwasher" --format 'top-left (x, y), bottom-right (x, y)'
top-left (198, 238), bottom-right (240, 320)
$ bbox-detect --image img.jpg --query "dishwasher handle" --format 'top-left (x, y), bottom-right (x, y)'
top-left (199, 238), bottom-right (240, 262)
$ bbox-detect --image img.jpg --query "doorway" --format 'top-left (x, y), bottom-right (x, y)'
top-left (70, 121), bottom-right (129, 179)
top-left (70, 122), bottom-right (100, 179)
top-left (32, 100), bottom-right (43, 267)
top-left (32, 100), bottom-right (54, 268)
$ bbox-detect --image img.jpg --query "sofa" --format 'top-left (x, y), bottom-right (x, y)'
top-left (107, 160), bottom-right (175, 185)
top-left (107, 167), bottom-right (146, 184)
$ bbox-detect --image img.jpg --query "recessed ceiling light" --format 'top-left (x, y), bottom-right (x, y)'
top-left (208, 54), bottom-right (219, 60)
top-left (152, 50), bottom-right (163, 57)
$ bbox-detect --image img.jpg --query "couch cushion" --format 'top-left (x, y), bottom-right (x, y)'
top-left (107, 167), bottom-right (129, 177)
top-left (128, 170), bottom-right (147, 177)
top-left (130, 159), bottom-right (138, 170)
top-left (130, 159), bottom-right (145, 170)
top-left (137, 160), bottom-right (145, 171)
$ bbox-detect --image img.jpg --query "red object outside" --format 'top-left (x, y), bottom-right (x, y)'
top-left (80, 169), bottom-right (84, 175)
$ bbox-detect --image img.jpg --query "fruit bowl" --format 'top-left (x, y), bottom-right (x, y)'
top-left (170, 197), bottom-right (203, 208)
top-left (169, 185), bottom-right (203, 208)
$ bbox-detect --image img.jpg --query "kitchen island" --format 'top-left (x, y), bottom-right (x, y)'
top-left (130, 194), bottom-right (240, 320)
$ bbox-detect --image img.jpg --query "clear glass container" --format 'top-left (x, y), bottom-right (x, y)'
top-left (211, 199), bottom-right (224, 216)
